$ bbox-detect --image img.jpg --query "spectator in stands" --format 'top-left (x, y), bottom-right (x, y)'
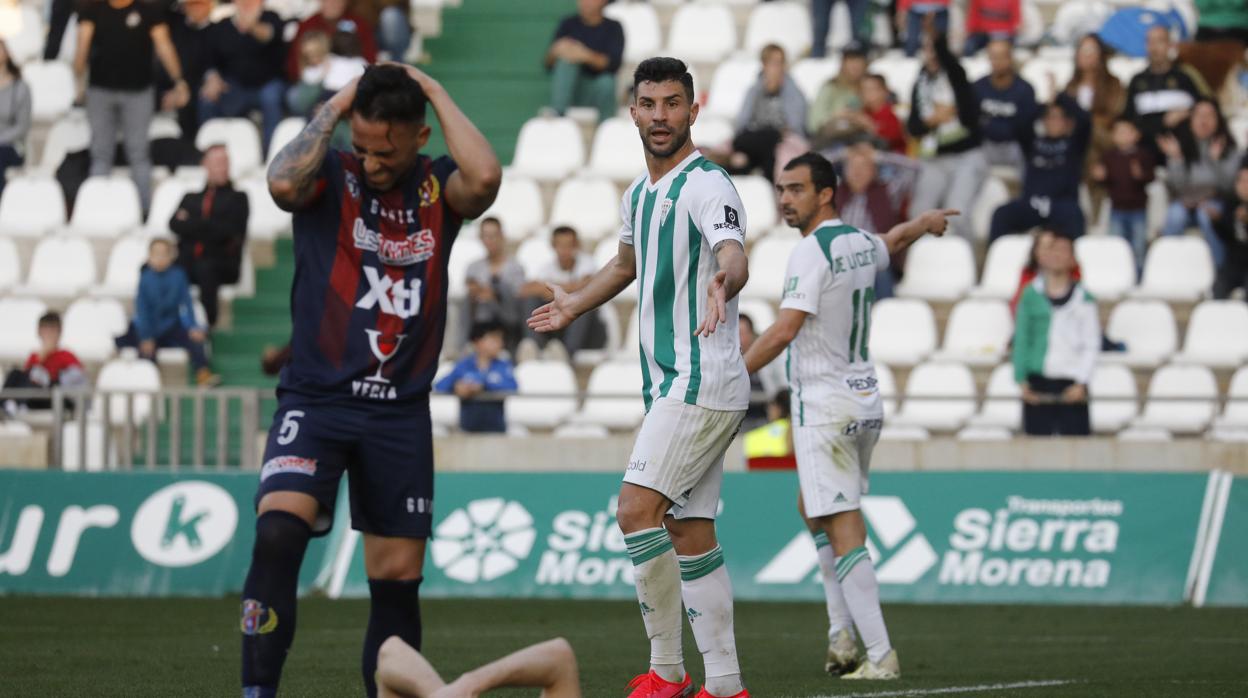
top-left (435, 321), bottom-right (518, 434)
top-left (74, 0), bottom-right (190, 211)
top-left (1157, 97), bottom-right (1241, 267)
top-left (169, 145), bottom-right (249, 329)
top-left (159, 0), bottom-right (216, 146)
top-left (989, 92), bottom-right (1091, 241)
top-left (2, 312), bottom-right (87, 415)
top-left (832, 143), bottom-right (917, 297)
top-left (1064, 34), bottom-right (1126, 217)
top-left (544, 0), bottom-right (624, 123)
top-left (286, 29), bottom-right (368, 138)
top-left (743, 389), bottom-right (796, 470)
top-left (739, 313), bottom-right (787, 430)
top-left (353, 0), bottom-right (414, 62)
top-left (1213, 165), bottom-right (1248, 299)
top-left (963, 0), bottom-right (1020, 56)
top-left (728, 44), bottom-right (807, 182)
top-left (858, 73), bottom-right (907, 154)
top-left (465, 217), bottom-right (526, 355)
top-left (1123, 24), bottom-right (1211, 162)
top-left (908, 30), bottom-right (983, 240)
top-left (1092, 118), bottom-right (1156, 274)
top-left (811, 0), bottom-right (870, 58)
top-left (1009, 229), bottom-right (1083, 316)
top-left (44, 0), bottom-right (74, 61)
top-left (199, 0), bottom-right (287, 149)
top-left (0, 40), bottom-right (30, 200)
top-left (898, 0), bottom-right (949, 57)
top-left (1013, 233), bottom-right (1098, 437)
top-left (116, 238), bottom-right (219, 386)
top-left (1195, 0), bottom-right (1248, 43)
top-left (973, 38), bottom-right (1036, 170)
top-left (286, 0), bottom-right (378, 82)
top-left (519, 226), bottom-right (602, 359)
top-left (808, 42), bottom-right (868, 150)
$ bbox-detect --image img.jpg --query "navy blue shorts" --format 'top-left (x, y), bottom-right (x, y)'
top-left (256, 395), bottom-right (434, 538)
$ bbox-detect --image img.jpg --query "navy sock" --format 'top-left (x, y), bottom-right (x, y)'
top-left (240, 510), bottom-right (311, 695)
top-left (362, 578), bottom-right (423, 697)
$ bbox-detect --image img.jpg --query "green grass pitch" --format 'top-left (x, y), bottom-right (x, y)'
top-left (2, 598), bottom-right (1245, 696)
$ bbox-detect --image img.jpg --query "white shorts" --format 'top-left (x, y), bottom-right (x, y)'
top-left (623, 398), bottom-right (746, 520)
top-left (793, 416), bottom-right (882, 518)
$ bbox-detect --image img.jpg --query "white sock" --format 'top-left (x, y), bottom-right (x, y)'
top-left (679, 546), bottom-right (744, 697)
top-left (813, 531), bottom-right (855, 641)
top-left (625, 527), bottom-right (685, 683)
top-left (836, 546), bottom-right (893, 663)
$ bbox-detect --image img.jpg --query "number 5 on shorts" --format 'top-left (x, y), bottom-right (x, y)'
top-left (277, 410), bottom-right (305, 446)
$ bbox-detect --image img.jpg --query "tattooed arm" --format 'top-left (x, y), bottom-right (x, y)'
top-left (267, 78), bottom-right (358, 212)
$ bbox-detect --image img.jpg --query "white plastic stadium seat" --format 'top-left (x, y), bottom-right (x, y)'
top-left (932, 299), bottom-right (1012, 366)
top-left (604, 2), bottom-right (661, 63)
top-left (588, 116), bottom-right (647, 182)
top-left (196, 118), bottom-right (263, 181)
top-left (573, 300), bottom-right (623, 367)
top-left (511, 117), bottom-right (584, 181)
top-left (1020, 56), bottom-right (1074, 103)
top-left (447, 237), bottom-right (485, 301)
top-left (868, 54), bottom-right (920, 106)
top-left (0, 298), bottom-right (48, 362)
top-left (892, 361), bottom-right (977, 432)
top-left (970, 176), bottom-right (1010, 241)
top-left (971, 234), bottom-right (1031, 299)
top-left (572, 361), bottom-right (646, 430)
top-left (1214, 367), bottom-right (1248, 431)
top-left (0, 238), bottom-right (17, 292)
top-left (0, 175), bottom-right (67, 238)
top-left (481, 173), bottom-right (544, 241)
top-left (241, 177), bottom-right (293, 241)
top-left (1131, 364), bottom-right (1218, 435)
top-left (1075, 235), bottom-right (1136, 301)
top-left (68, 176), bottom-right (142, 238)
top-left (0, 5), bottom-right (44, 65)
top-left (24, 61), bottom-right (75, 123)
top-left (61, 298), bottom-right (128, 362)
top-left (666, 4), bottom-right (737, 63)
top-left (876, 363), bottom-right (897, 417)
top-left (594, 238), bottom-right (637, 302)
top-left (148, 114), bottom-right (183, 141)
top-left (515, 237), bottom-right (555, 280)
top-left (1100, 300), bottom-right (1176, 368)
top-left (39, 113), bottom-right (91, 174)
top-left (267, 117), bottom-right (307, 165)
top-left (741, 235), bottom-right (797, 301)
top-left (16, 237), bottom-right (96, 298)
top-left (93, 356), bottom-right (162, 427)
top-left (1173, 301), bottom-right (1248, 369)
top-left (732, 174), bottom-right (775, 233)
top-left (1131, 236), bottom-right (1214, 301)
top-left (895, 236), bottom-right (976, 301)
top-left (505, 360), bottom-right (579, 429)
top-left (704, 57), bottom-right (760, 120)
top-left (790, 58), bottom-right (841, 103)
top-left (869, 298), bottom-right (936, 367)
top-left (743, 2), bottom-right (812, 63)
top-left (1089, 363), bottom-right (1138, 434)
top-left (145, 178), bottom-right (192, 235)
top-left (93, 236), bottom-right (149, 299)
top-left (691, 115), bottom-right (735, 150)
top-left (549, 176), bottom-right (620, 242)
top-left (970, 363), bottom-right (1022, 430)
top-left (431, 362), bottom-right (459, 429)
top-left (737, 298), bottom-right (776, 332)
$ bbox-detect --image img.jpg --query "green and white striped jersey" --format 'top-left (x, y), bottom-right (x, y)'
top-left (779, 218), bottom-right (890, 426)
top-left (619, 150), bottom-right (750, 412)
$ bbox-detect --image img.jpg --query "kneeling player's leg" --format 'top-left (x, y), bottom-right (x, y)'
top-left (617, 482), bottom-right (686, 683)
top-left (242, 492), bottom-right (318, 697)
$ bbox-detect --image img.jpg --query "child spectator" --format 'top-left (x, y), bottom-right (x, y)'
top-left (1157, 97), bottom-right (1241, 267)
top-left (116, 239), bottom-right (218, 386)
top-left (858, 73), bottom-right (906, 154)
top-left (1213, 166), bottom-right (1248, 299)
top-left (2, 312), bottom-right (87, 414)
top-left (1092, 118), bottom-right (1156, 274)
top-left (465, 217), bottom-right (526, 355)
top-left (286, 31), bottom-right (368, 125)
top-left (435, 321), bottom-right (517, 433)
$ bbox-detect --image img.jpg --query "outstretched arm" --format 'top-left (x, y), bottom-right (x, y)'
top-left (528, 243), bottom-right (636, 334)
top-left (376, 636), bottom-right (446, 698)
top-left (434, 638), bottom-right (581, 698)
top-left (267, 80), bottom-right (356, 211)
top-left (743, 308), bottom-right (807, 374)
top-left (695, 240), bottom-right (749, 337)
top-left (879, 208), bottom-right (958, 258)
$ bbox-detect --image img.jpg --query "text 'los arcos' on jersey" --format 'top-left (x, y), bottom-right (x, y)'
top-left (279, 151), bottom-right (463, 403)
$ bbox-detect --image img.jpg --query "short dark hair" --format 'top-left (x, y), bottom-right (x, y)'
top-left (38, 311), bottom-right (61, 330)
top-left (352, 64), bottom-right (427, 123)
top-left (784, 152), bottom-right (839, 198)
top-left (862, 73), bottom-right (888, 89)
top-left (551, 225), bottom-right (579, 241)
top-left (479, 216), bottom-right (502, 230)
top-left (633, 57), bottom-right (695, 102)
top-left (149, 238), bottom-right (173, 253)
top-left (771, 388), bottom-right (791, 419)
top-left (469, 320), bottom-right (504, 342)
top-left (760, 43), bottom-right (785, 63)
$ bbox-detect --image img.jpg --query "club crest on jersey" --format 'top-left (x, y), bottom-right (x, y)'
top-left (419, 173), bottom-right (441, 208)
top-left (345, 171), bottom-right (361, 201)
top-left (353, 218), bottom-right (436, 266)
top-left (240, 599), bottom-right (278, 635)
top-left (660, 198), bottom-right (673, 224)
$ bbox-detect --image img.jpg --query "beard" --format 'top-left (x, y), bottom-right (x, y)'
top-left (642, 122), bottom-right (691, 159)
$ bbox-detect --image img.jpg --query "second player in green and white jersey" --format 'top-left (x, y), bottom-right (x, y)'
top-left (620, 150), bottom-right (751, 413)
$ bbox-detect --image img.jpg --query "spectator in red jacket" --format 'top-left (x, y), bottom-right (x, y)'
top-left (963, 0), bottom-right (1020, 56)
top-left (860, 73), bottom-right (906, 153)
top-left (285, 0), bottom-right (378, 82)
top-left (3, 312), bottom-right (88, 414)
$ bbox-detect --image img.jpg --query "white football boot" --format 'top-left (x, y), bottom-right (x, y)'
top-left (824, 628), bottom-right (862, 675)
top-left (841, 649), bottom-right (900, 680)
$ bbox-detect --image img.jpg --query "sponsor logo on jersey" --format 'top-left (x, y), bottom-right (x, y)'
top-left (352, 219), bottom-right (436, 266)
top-left (260, 456), bottom-right (318, 482)
top-left (356, 266), bottom-right (424, 319)
top-left (353, 329), bottom-right (406, 400)
top-left (841, 418), bottom-right (883, 435)
top-left (845, 376), bottom-right (878, 393)
top-left (713, 205), bottom-right (741, 232)
top-left (345, 171), bottom-right (361, 201)
top-left (240, 599), bottom-right (278, 635)
top-left (419, 174), bottom-right (441, 208)
top-left (783, 276), bottom-right (803, 300)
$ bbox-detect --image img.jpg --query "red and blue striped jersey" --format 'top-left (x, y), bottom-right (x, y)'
top-left (278, 150), bottom-right (462, 403)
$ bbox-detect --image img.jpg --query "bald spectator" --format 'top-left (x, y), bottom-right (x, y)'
top-left (545, 0), bottom-right (623, 123)
top-left (465, 217), bottom-right (526, 354)
top-left (833, 144), bottom-right (919, 297)
top-left (170, 145), bottom-right (249, 329)
top-left (1123, 24), bottom-right (1211, 162)
top-left (199, 0), bottom-right (287, 149)
top-left (973, 39), bottom-right (1037, 171)
top-left (286, 0), bottom-right (378, 81)
top-left (728, 44), bottom-right (807, 182)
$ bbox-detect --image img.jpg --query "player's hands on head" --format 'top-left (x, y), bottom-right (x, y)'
top-left (527, 283), bottom-right (578, 333)
top-left (921, 208), bottom-right (959, 237)
top-left (695, 271), bottom-right (729, 338)
top-left (327, 76), bottom-right (362, 116)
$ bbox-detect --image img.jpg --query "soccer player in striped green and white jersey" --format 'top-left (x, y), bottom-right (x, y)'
top-left (529, 57), bottom-right (751, 698)
top-left (743, 152), bottom-right (957, 681)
